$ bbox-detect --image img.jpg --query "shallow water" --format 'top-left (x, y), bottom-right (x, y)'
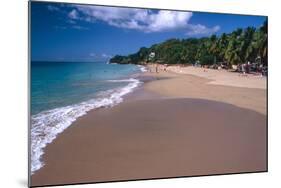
top-left (30, 61), bottom-right (146, 174)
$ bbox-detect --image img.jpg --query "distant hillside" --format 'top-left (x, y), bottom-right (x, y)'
top-left (110, 20), bottom-right (267, 68)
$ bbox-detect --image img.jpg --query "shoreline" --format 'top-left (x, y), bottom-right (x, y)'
top-left (31, 65), bottom-right (267, 186)
top-left (30, 66), bottom-right (147, 174)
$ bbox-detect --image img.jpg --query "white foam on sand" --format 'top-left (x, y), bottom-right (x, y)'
top-left (30, 78), bottom-right (142, 174)
top-left (137, 65), bottom-right (148, 72)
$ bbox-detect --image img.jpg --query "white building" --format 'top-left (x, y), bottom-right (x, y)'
top-left (149, 52), bottom-right (155, 60)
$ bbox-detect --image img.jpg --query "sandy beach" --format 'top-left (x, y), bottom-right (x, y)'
top-left (145, 66), bottom-right (266, 114)
top-left (166, 65), bottom-right (266, 89)
top-left (31, 66), bottom-right (267, 187)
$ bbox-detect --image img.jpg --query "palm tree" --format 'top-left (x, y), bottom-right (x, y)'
top-left (240, 27), bottom-right (256, 63)
top-left (216, 33), bottom-right (229, 63)
top-left (251, 21), bottom-right (267, 66)
top-left (224, 29), bottom-right (243, 67)
top-left (209, 35), bottom-right (219, 64)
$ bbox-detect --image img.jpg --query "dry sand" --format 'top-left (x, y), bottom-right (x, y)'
top-left (144, 68), bottom-right (266, 115)
top-left (166, 66), bottom-right (266, 89)
top-left (31, 67), bottom-right (267, 187)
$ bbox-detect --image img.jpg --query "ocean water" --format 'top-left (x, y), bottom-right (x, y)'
top-left (31, 61), bottom-right (146, 174)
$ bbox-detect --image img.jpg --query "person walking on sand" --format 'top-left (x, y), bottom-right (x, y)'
top-left (241, 64), bottom-right (245, 75)
top-left (240, 63), bottom-right (248, 77)
top-left (155, 64), bottom-right (159, 73)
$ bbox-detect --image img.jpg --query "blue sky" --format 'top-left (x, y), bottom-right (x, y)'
top-left (31, 2), bottom-right (267, 62)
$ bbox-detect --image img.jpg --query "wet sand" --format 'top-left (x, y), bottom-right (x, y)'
top-left (31, 70), bottom-right (267, 187)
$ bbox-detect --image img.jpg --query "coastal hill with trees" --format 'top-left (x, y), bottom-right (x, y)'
top-left (110, 20), bottom-right (267, 69)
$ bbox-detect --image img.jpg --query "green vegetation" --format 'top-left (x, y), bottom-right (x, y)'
top-left (110, 20), bottom-right (268, 68)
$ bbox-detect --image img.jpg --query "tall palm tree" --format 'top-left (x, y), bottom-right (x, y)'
top-left (224, 29), bottom-right (243, 67)
top-left (253, 21), bottom-right (268, 66)
top-left (209, 35), bottom-right (219, 64)
top-left (240, 27), bottom-right (256, 63)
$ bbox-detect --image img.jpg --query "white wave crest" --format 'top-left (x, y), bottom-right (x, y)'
top-left (107, 78), bottom-right (139, 82)
top-left (137, 65), bottom-right (148, 72)
top-left (31, 78), bottom-right (141, 174)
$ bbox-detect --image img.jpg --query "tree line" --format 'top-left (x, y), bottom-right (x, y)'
top-left (110, 20), bottom-right (267, 68)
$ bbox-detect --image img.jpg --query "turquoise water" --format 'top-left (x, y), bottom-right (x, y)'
top-left (31, 61), bottom-right (142, 114)
top-left (30, 61), bottom-right (145, 173)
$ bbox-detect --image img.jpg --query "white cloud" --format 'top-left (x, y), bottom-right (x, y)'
top-left (47, 5), bottom-right (60, 12)
top-left (186, 24), bottom-right (220, 36)
top-left (72, 25), bottom-right (88, 30)
top-left (67, 5), bottom-right (220, 35)
top-left (68, 9), bottom-right (79, 19)
top-left (148, 11), bottom-right (193, 32)
top-left (89, 53), bottom-right (111, 59)
top-left (68, 5), bottom-right (193, 32)
top-left (101, 53), bottom-right (112, 58)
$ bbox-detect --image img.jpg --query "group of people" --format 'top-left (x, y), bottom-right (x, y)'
top-left (238, 62), bottom-right (266, 77)
top-left (149, 64), bottom-right (167, 73)
top-left (239, 62), bottom-right (250, 76)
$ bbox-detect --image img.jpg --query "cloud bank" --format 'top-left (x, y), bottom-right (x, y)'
top-left (70, 5), bottom-right (193, 33)
top-left (48, 4), bottom-right (220, 35)
top-left (89, 52), bottom-right (112, 59)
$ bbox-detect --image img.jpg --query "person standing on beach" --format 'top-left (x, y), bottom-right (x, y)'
top-left (240, 63), bottom-right (248, 77)
top-left (155, 64), bottom-right (159, 73)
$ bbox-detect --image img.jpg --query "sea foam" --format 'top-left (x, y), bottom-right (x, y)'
top-left (137, 65), bottom-right (148, 72)
top-left (31, 78), bottom-right (141, 174)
